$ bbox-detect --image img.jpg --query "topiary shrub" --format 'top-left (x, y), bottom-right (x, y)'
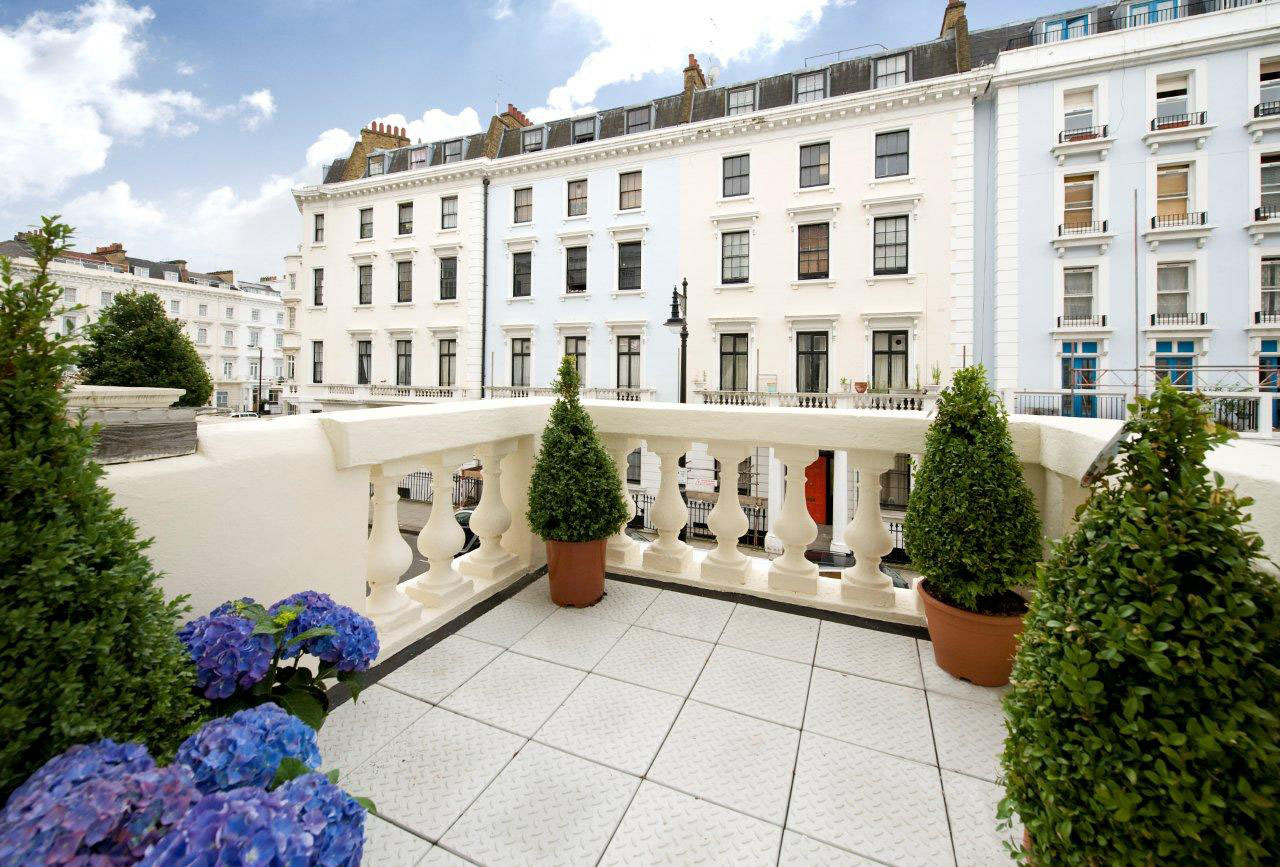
top-left (78, 290), bottom-right (212, 407)
top-left (0, 218), bottom-right (204, 797)
top-left (526, 356), bottom-right (629, 542)
top-left (1000, 381), bottom-right (1280, 864)
top-left (903, 365), bottom-right (1041, 612)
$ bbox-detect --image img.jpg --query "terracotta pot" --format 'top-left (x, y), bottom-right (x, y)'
top-left (853, 381), bottom-right (869, 394)
top-left (918, 580), bottom-right (1025, 687)
top-left (1022, 829), bottom-right (1034, 863)
top-left (545, 538), bottom-right (606, 607)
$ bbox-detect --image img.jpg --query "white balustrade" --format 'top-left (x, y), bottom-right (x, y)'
top-left (841, 452), bottom-right (898, 606)
top-left (768, 446), bottom-right (820, 594)
top-left (701, 441), bottom-right (752, 584)
top-left (604, 434), bottom-right (643, 567)
top-left (643, 436), bottom-right (693, 574)
top-left (365, 465), bottom-right (420, 631)
top-left (403, 448), bottom-right (475, 607)
top-left (458, 440), bottom-right (520, 580)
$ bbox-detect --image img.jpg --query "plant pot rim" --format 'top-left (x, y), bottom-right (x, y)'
top-left (918, 579), bottom-right (1026, 624)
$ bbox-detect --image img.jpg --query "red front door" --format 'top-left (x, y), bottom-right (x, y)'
top-left (804, 455), bottom-right (829, 525)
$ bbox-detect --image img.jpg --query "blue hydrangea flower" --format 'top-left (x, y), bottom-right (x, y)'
top-left (277, 774), bottom-right (365, 866)
top-left (140, 787), bottom-right (313, 867)
top-left (178, 612), bottom-right (273, 699)
top-left (175, 704), bottom-right (322, 794)
top-left (270, 592), bottom-right (379, 673)
top-left (0, 740), bottom-right (199, 865)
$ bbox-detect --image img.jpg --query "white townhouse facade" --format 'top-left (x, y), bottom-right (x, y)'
top-left (285, 122), bottom-right (491, 414)
top-left (0, 236), bottom-right (285, 413)
top-left (973, 0), bottom-right (1280, 426)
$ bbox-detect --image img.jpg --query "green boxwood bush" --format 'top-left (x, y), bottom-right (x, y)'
top-left (0, 219), bottom-right (204, 796)
top-left (903, 365), bottom-right (1040, 612)
top-left (1000, 382), bottom-right (1280, 864)
top-left (526, 356), bottom-right (628, 543)
top-left (78, 290), bottom-right (213, 407)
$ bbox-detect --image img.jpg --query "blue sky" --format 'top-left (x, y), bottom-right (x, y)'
top-left (0, 0), bottom-right (1068, 277)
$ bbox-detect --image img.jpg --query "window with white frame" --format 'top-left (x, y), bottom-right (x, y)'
top-left (617, 242), bottom-right (642, 291)
top-left (874, 130), bottom-right (909, 178)
top-left (63, 287), bottom-right (76, 303)
top-left (1063, 172), bottom-right (1097, 231)
top-left (313, 213), bottom-right (324, 242)
top-left (565, 246), bottom-right (587, 293)
top-left (1155, 163), bottom-right (1191, 220)
top-left (249, 360), bottom-right (259, 379)
top-left (522, 128), bottom-right (543, 153)
top-left (275, 333), bottom-right (283, 348)
top-left (1262, 59), bottom-right (1280, 112)
top-left (795, 71), bottom-right (825, 103)
top-left (720, 333), bottom-right (749, 390)
top-left (564, 335), bottom-right (586, 378)
top-left (723, 155), bottom-right (749, 197)
top-left (572, 117), bottom-right (596, 143)
top-left (356, 340), bottom-right (372, 385)
top-left (358, 264), bottom-right (372, 305)
top-left (312, 268), bottom-right (324, 305)
top-left (438, 338), bottom-right (456, 387)
top-left (727, 87), bottom-right (755, 115)
top-left (196, 327), bottom-right (208, 344)
top-left (396, 339), bottom-right (412, 386)
top-left (799, 142), bottom-right (830, 188)
top-left (286, 354), bottom-right (295, 380)
top-left (312, 341), bottom-right (323, 383)
top-left (510, 338), bottom-right (531, 386)
top-left (223, 329), bottom-right (235, 347)
top-left (1156, 262), bottom-right (1191, 318)
top-left (874, 54), bottom-right (908, 88)
top-left (796, 332), bottom-right (829, 393)
top-left (512, 252), bottom-right (532, 297)
top-left (359, 207), bottom-right (373, 239)
top-left (398, 202), bottom-right (413, 234)
top-left (626, 107), bottom-right (651, 134)
top-left (274, 360), bottom-right (283, 379)
top-left (225, 306), bottom-right (235, 319)
top-left (169, 299), bottom-right (182, 315)
top-left (514, 188), bottom-right (532, 223)
top-left (366, 155), bottom-right (385, 176)
top-left (1262, 153), bottom-right (1280, 214)
top-left (567, 179), bottom-right (587, 216)
top-left (721, 231), bottom-right (749, 284)
top-left (216, 390), bottom-right (228, 408)
top-left (1062, 88), bottom-right (1096, 136)
top-left (223, 361), bottom-right (234, 378)
top-left (248, 330), bottom-right (260, 349)
top-left (439, 257), bottom-right (457, 300)
top-left (873, 216), bottom-right (909, 275)
top-left (618, 171), bottom-right (642, 210)
top-left (441, 196), bottom-right (458, 229)
top-left (443, 140), bottom-right (463, 163)
top-left (797, 224), bottom-right (829, 280)
top-left (397, 260), bottom-right (412, 302)
top-left (1063, 267), bottom-right (1096, 321)
top-left (251, 308), bottom-right (260, 322)
top-left (104, 291), bottom-right (116, 306)
top-left (1263, 256), bottom-right (1280, 317)
top-left (409, 147), bottom-right (428, 169)
top-left (616, 336), bottom-right (641, 388)
top-left (1154, 72), bottom-right (1190, 125)
top-left (276, 311), bottom-right (283, 325)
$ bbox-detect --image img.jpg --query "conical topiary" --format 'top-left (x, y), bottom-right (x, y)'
top-left (1000, 382), bottom-right (1280, 864)
top-left (0, 218), bottom-right (204, 796)
top-left (903, 364), bottom-right (1041, 612)
top-left (526, 356), bottom-right (629, 543)
top-left (78, 290), bottom-right (213, 407)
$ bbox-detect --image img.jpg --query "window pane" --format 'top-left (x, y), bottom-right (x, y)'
top-left (619, 171), bottom-right (642, 210)
top-left (723, 155), bottom-right (749, 197)
top-left (441, 196), bottom-right (457, 229)
top-left (573, 118), bottom-right (595, 143)
top-left (799, 143), bottom-right (829, 188)
top-left (798, 223), bottom-right (829, 279)
top-left (566, 246), bottom-right (587, 293)
top-left (618, 242), bottom-right (642, 291)
top-left (874, 130), bottom-right (909, 178)
top-left (514, 188), bottom-right (532, 223)
top-left (873, 216), bottom-right (909, 275)
top-left (358, 264), bottom-right (372, 304)
top-left (398, 202), bottom-right (413, 234)
top-left (397, 260), bottom-right (412, 302)
top-left (796, 72), bottom-right (824, 103)
top-left (439, 257), bottom-right (457, 299)
top-left (728, 87), bottom-right (754, 115)
top-left (626, 107), bottom-right (651, 134)
top-left (512, 252), bottom-right (532, 297)
top-left (568, 179), bottom-right (588, 216)
top-left (721, 231), bottom-right (749, 284)
top-left (875, 54), bottom-right (908, 88)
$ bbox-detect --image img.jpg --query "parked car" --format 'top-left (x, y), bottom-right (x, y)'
top-left (454, 509), bottom-right (479, 554)
top-left (229, 411), bottom-right (259, 419)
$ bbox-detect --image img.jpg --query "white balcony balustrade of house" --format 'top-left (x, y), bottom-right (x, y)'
top-left (103, 397), bottom-right (1280, 664)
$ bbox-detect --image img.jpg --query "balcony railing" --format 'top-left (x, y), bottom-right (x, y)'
top-left (1057, 314), bottom-right (1107, 328)
top-left (1150, 211), bottom-right (1208, 229)
top-left (1255, 101), bottom-right (1280, 118)
top-left (1058, 220), bottom-right (1108, 236)
top-left (1256, 309), bottom-right (1280, 324)
top-left (484, 386), bottom-right (656, 401)
top-left (321, 383), bottom-right (465, 402)
top-left (696, 389), bottom-right (936, 412)
top-left (1150, 111), bottom-right (1208, 131)
top-left (1058, 125), bottom-right (1108, 143)
top-left (1256, 204), bottom-right (1280, 221)
top-left (1004, 1), bottom-right (1253, 51)
top-left (1008, 389), bottom-right (1129, 421)
top-left (1150, 311), bottom-right (1208, 326)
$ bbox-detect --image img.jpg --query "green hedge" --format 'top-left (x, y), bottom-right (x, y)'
top-left (0, 219), bottom-right (204, 796)
top-left (527, 356), bottom-right (628, 543)
top-left (903, 365), bottom-right (1040, 611)
top-left (1000, 382), bottom-right (1280, 864)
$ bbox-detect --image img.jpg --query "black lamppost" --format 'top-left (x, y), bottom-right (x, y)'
top-left (664, 278), bottom-right (688, 403)
top-left (256, 345), bottom-right (265, 415)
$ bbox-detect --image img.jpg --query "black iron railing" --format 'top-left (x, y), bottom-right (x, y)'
top-left (1005, 1), bottom-right (1249, 51)
top-left (1013, 391), bottom-right (1129, 421)
top-left (396, 472), bottom-right (481, 507)
top-left (1058, 124), bottom-right (1108, 143)
top-left (629, 491), bottom-right (769, 548)
top-left (1058, 220), bottom-right (1108, 236)
top-left (1256, 204), bottom-right (1280, 221)
top-left (1150, 211), bottom-right (1207, 229)
top-left (1151, 111), bottom-right (1208, 131)
top-left (1150, 311), bottom-right (1207, 326)
top-left (1255, 101), bottom-right (1280, 118)
top-left (1256, 309), bottom-right (1280, 324)
top-left (1057, 314), bottom-right (1107, 328)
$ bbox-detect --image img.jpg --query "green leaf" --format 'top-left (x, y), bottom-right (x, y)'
top-left (284, 626), bottom-right (337, 647)
top-left (274, 689), bottom-right (327, 731)
top-left (353, 795), bottom-right (378, 813)
top-left (270, 756), bottom-right (314, 789)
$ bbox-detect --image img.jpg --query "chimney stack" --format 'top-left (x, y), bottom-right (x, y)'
top-left (939, 1), bottom-right (972, 71)
top-left (94, 243), bottom-right (128, 267)
top-left (681, 53), bottom-right (709, 122)
top-left (500, 103), bottom-right (532, 129)
top-left (163, 259), bottom-right (190, 282)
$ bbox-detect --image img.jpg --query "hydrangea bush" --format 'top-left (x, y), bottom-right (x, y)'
top-left (278, 773), bottom-right (365, 866)
top-left (174, 705), bottom-right (321, 794)
top-left (139, 787), bottom-right (314, 866)
top-left (177, 593), bottom-right (378, 729)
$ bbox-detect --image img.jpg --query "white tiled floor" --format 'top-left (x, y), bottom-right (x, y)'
top-left (340, 579), bottom-right (1021, 866)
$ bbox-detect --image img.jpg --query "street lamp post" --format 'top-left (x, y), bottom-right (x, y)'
top-left (256, 344), bottom-right (264, 415)
top-left (664, 278), bottom-right (689, 404)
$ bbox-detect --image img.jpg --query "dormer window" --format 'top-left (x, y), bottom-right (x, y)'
top-left (1043, 13), bottom-right (1088, 43)
top-left (874, 54), bottom-right (909, 89)
top-left (795, 71), bottom-right (825, 103)
top-left (366, 155), bottom-right (385, 176)
top-left (625, 107), bottom-right (651, 135)
top-left (728, 86), bottom-right (755, 116)
top-left (572, 117), bottom-right (596, 143)
top-left (443, 139), bottom-right (463, 163)
top-left (1129, 1), bottom-right (1179, 26)
top-left (522, 128), bottom-right (543, 153)
top-left (409, 146), bottom-right (428, 169)
top-left (163, 270), bottom-right (179, 281)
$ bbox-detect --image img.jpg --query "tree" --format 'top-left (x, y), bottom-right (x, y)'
top-left (0, 218), bottom-right (204, 796)
top-left (903, 365), bottom-right (1040, 612)
top-left (526, 356), bottom-right (629, 542)
top-left (1001, 382), bottom-right (1280, 864)
top-left (78, 291), bottom-right (212, 407)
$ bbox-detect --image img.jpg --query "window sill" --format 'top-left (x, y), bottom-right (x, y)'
top-left (307, 306), bottom-right (327, 311)
top-left (716, 195), bottom-right (754, 206)
top-left (790, 279), bottom-right (835, 289)
top-left (309, 243), bottom-right (327, 251)
top-left (391, 302), bottom-right (415, 309)
top-left (559, 292), bottom-right (591, 301)
top-left (351, 305), bottom-right (375, 311)
top-left (433, 299), bottom-right (459, 307)
top-left (611, 289), bottom-right (647, 300)
top-left (353, 237), bottom-right (374, 244)
top-left (613, 209), bottom-right (646, 219)
top-left (394, 233), bottom-right (415, 241)
top-left (507, 296), bottom-right (534, 304)
top-left (867, 173), bottom-right (915, 187)
top-left (563, 214), bottom-right (590, 223)
top-left (1142, 321), bottom-right (1214, 333)
top-left (713, 283), bottom-right (754, 293)
top-left (437, 227), bottom-right (459, 235)
top-left (794, 185), bottom-right (835, 196)
top-left (866, 272), bottom-right (916, 285)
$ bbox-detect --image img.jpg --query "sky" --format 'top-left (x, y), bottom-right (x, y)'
top-left (0, 0), bottom-right (1069, 278)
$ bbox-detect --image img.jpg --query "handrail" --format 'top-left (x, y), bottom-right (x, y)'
top-left (1057, 124), bottom-right (1108, 143)
top-left (1150, 111), bottom-right (1207, 131)
top-left (1150, 211), bottom-right (1207, 229)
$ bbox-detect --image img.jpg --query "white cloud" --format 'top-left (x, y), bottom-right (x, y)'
top-left (0, 0), bottom-right (276, 203)
top-left (534, 0), bottom-right (848, 117)
top-left (175, 60), bottom-right (195, 76)
top-left (374, 108), bottom-right (484, 144)
top-left (490, 0), bottom-right (514, 20)
top-left (240, 89), bottom-right (276, 129)
top-left (305, 128), bottom-right (356, 169)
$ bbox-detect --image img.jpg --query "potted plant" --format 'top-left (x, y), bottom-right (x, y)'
top-left (1000, 383), bottom-right (1280, 864)
top-left (853, 380), bottom-right (868, 394)
top-left (925, 361), bottom-right (943, 393)
top-left (527, 356), bottom-right (629, 607)
top-left (839, 377), bottom-right (852, 392)
top-left (904, 365), bottom-right (1040, 686)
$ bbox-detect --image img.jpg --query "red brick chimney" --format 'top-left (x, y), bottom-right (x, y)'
top-left (940, 1), bottom-right (972, 71)
top-left (682, 53), bottom-right (708, 121)
top-left (94, 243), bottom-right (128, 267)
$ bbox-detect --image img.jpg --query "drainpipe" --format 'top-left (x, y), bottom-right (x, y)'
top-left (480, 176), bottom-right (490, 398)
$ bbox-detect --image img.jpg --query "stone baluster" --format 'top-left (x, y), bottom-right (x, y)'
top-left (642, 436), bottom-right (693, 574)
top-left (500, 435), bottom-right (540, 568)
top-left (604, 434), bottom-right (643, 567)
top-left (841, 451), bottom-right (897, 607)
top-left (459, 439), bottom-right (520, 580)
top-left (366, 465), bottom-right (420, 631)
top-left (701, 441), bottom-right (752, 584)
top-left (768, 446), bottom-right (819, 594)
top-left (404, 448), bottom-right (475, 607)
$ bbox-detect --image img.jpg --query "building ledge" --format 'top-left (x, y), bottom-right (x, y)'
top-left (1141, 122), bottom-right (1215, 153)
